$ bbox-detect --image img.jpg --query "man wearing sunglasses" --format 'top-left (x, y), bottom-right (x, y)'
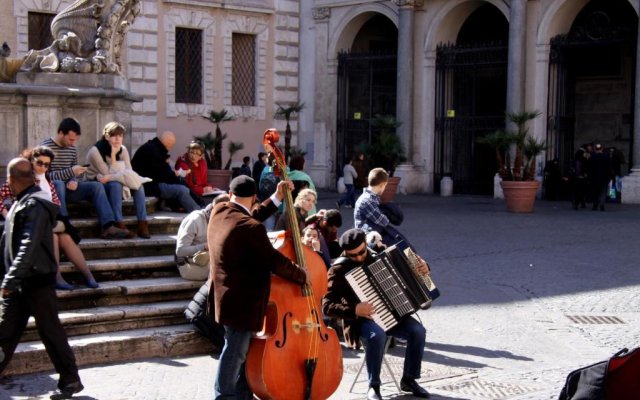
top-left (322, 229), bottom-right (430, 400)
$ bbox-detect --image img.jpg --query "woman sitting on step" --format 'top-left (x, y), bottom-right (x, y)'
top-left (85, 121), bottom-right (151, 239)
top-left (0, 146), bottom-right (99, 289)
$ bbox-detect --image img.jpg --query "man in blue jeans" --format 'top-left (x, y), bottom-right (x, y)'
top-left (131, 131), bottom-right (200, 213)
top-left (41, 118), bottom-right (130, 239)
top-left (322, 229), bottom-right (431, 400)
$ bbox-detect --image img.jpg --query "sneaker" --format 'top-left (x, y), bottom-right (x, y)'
top-left (101, 225), bottom-right (130, 239)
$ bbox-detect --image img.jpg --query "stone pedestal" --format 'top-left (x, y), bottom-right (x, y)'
top-left (394, 163), bottom-right (430, 194)
top-left (0, 72), bottom-right (141, 169)
top-left (621, 172), bottom-right (640, 203)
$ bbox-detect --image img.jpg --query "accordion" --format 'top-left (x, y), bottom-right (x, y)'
top-left (345, 245), bottom-right (439, 331)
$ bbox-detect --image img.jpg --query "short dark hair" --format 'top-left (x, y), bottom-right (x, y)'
top-left (243, 156), bottom-right (251, 164)
top-left (289, 155), bottom-right (305, 171)
top-left (58, 117), bottom-right (81, 136)
top-left (323, 209), bottom-right (342, 227)
top-left (258, 152), bottom-right (266, 158)
top-left (368, 168), bottom-right (389, 186)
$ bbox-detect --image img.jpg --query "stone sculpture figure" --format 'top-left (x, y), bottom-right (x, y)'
top-left (21, 0), bottom-right (140, 74)
top-left (0, 43), bottom-right (25, 82)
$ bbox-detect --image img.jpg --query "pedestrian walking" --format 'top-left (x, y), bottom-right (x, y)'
top-left (337, 157), bottom-right (358, 208)
top-left (0, 158), bottom-right (84, 399)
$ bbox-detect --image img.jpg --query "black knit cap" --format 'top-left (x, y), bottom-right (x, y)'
top-left (339, 228), bottom-right (366, 251)
top-left (230, 175), bottom-right (257, 197)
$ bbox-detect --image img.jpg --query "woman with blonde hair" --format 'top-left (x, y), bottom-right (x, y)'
top-left (275, 188), bottom-right (317, 235)
top-left (86, 122), bottom-right (151, 238)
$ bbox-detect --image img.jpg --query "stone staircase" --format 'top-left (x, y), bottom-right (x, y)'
top-left (1, 198), bottom-right (214, 376)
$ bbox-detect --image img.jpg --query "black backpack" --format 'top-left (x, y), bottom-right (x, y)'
top-left (184, 283), bottom-right (225, 353)
top-left (558, 347), bottom-right (640, 400)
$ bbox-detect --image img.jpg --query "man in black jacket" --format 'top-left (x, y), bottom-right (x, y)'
top-left (0, 158), bottom-right (83, 398)
top-left (131, 131), bottom-right (200, 212)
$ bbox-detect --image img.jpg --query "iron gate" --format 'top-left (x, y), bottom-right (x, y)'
top-left (547, 7), bottom-right (637, 174)
top-left (336, 51), bottom-right (397, 173)
top-left (434, 42), bottom-right (508, 194)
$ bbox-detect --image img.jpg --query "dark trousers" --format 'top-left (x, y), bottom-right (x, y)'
top-left (0, 283), bottom-right (80, 389)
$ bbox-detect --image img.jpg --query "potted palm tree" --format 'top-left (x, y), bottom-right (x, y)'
top-left (366, 114), bottom-right (406, 203)
top-left (478, 110), bottom-right (546, 212)
top-left (275, 101), bottom-right (305, 162)
top-left (197, 109), bottom-right (235, 190)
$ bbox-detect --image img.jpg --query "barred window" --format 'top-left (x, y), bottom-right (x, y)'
top-left (232, 33), bottom-right (256, 106)
top-left (175, 28), bottom-right (203, 104)
top-left (28, 12), bottom-right (54, 51)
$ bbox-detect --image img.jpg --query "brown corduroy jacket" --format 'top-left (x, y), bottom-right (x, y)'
top-left (207, 200), bottom-right (306, 332)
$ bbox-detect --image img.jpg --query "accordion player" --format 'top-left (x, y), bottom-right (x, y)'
top-left (344, 244), bottom-right (438, 331)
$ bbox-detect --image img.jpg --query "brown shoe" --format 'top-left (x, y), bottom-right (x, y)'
top-left (137, 220), bottom-right (150, 239)
top-left (101, 225), bottom-right (130, 239)
top-left (114, 222), bottom-right (134, 238)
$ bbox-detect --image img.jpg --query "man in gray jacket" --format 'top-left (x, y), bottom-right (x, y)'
top-left (0, 158), bottom-right (83, 398)
top-left (175, 194), bottom-right (229, 280)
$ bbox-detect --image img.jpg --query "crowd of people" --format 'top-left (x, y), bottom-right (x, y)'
top-left (543, 142), bottom-right (625, 211)
top-left (1, 117), bottom-right (432, 399)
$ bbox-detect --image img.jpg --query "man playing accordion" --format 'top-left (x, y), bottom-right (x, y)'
top-left (321, 229), bottom-right (431, 400)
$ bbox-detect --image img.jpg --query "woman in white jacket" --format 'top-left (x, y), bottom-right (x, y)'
top-left (86, 122), bottom-right (151, 238)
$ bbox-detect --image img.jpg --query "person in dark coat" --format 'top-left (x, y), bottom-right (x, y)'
top-left (588, 143), bottom-right (613, 211)
top-left (252, 152), bottom-right (268, 183)
top-left (131, 131), bottom-right (200, 213)
top-left (322, 229), bottom-right (430, 400)
top-left (0, 158), bottom-right (83, 398)
top-left (207, 175), bottom-right (307, 399)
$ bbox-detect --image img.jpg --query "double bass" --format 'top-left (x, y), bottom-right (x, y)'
top-left (245, 129), bottom-right (343, 399)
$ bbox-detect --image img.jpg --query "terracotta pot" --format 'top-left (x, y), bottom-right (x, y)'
top-left (380, 176), bottom-right (401, 203)
top-left (207, 169), bottom-right (232, 191)
top-left (500, 180), bottom-right (540, 213)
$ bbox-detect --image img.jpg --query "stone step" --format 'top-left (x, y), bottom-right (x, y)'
top-left (76, 234), bottom-right (177, 260)
top-left (71, 211), bottom-right (185, 239)
top-left (59, 255), bottom-right (178, 283)
top-left (4, 325), bottom-right (215, 376)
top-left (55, 277), bottom-right (204, 310)
top-left (21, 300), bottom-right (190, 342)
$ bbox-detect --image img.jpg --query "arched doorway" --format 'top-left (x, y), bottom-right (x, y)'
top-left (336, 14), bottom-right (398, 171)
top-left (548, 0), bottom-right (637, 175)
top-left (434, 3), bottom-right (509, 194)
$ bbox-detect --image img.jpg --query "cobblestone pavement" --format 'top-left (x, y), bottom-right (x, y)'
top-left (2, 193), bottom-right (639, 400)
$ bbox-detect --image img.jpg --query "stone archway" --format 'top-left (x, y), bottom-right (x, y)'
top-left (335, 13), bottom-right (398, 175)
top-left (432, 3), bottom-right (509, 194)
top-left (546, 0), bottom-right (638, 177)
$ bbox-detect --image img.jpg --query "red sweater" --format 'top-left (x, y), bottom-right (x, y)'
top-left (175, 154), bottom-right (209, 196)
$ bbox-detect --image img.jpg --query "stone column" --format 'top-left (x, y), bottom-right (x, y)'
top-left (298, 0), bottom-right (315, 164)
top-left (506, 0), bottom-right (527, 126)
top-left (394, 0), bottom-right (417, 151)
top-left (306, 7), bottom-right (333, 188)
top-left (621, 21), bottom-right (640, 203)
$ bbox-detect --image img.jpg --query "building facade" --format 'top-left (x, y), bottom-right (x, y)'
top-left (2, 0), bottom-right (640, 201)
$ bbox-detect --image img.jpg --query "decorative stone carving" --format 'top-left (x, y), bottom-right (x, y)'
top-left (391, 0), bottom-right (423, 8)
top-left (0, 43), bottom-right (25, 83)
top-left (312, 7), bottom-right (330, 20)
top-left (20, 0), bottom-right (141, 74)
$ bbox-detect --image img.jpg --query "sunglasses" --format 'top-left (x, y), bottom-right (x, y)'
top-left (345, 247), bottom-right (367, 258)
top-left (34, 159), bottom-right (51, 168)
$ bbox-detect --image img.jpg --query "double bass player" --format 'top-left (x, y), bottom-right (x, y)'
top-left (322, 229), bottom-right (431, 400)
top-left (207, 175), bottom-right (308, 399)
